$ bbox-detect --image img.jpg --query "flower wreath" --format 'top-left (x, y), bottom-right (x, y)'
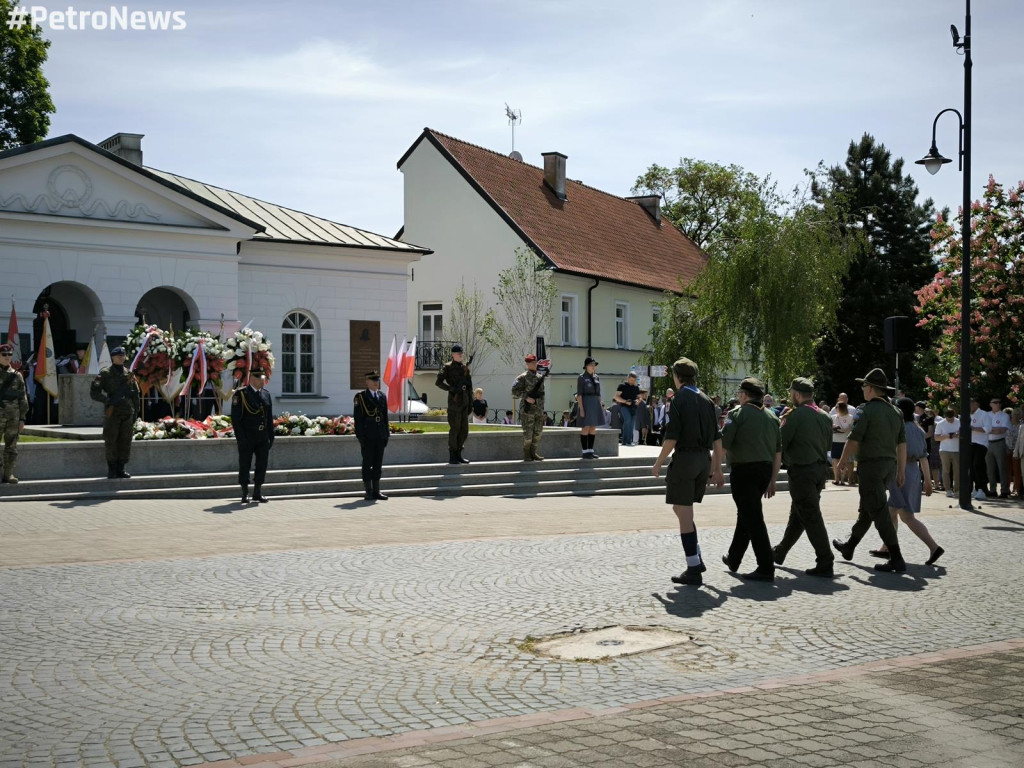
top-left (123, 324), bottom-right (174, 395)
top-left (223, 327), bottom-right (275, 388)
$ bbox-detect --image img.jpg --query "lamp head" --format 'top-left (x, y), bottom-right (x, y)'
top-left (915, 143), bottom-right (952, 175)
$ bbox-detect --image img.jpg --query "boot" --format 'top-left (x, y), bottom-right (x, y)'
top-left (523, 446), bottom-right (534, 462)
top-left (372, 479), bottom-right (388, 501)
top-left (240, 485), bottom-right (249, 505)
top-left (2, 456), bottom-right (17, 483)
top-left (458, 450), bottom-right (470, 464)
top-left (448, 451), bottom-right (461, 465)
top-left (116, 461), bottom-right (131, 479)
top-left (832, 538), bottom-right (856, 561)
top-left (530, 444), bottom-right (544, 461)
top-left (107, 462), bottom-right (118, 480)
top-left (670, 567), bottom-right (703, 586)
top-left (874, 545), bottom-right (907, 573)
top-left (363, 480), bottom-right (374, 500)
top-left (253, 487), bottom-right (269, 503)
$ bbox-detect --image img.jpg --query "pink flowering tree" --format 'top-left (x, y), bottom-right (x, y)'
top-left (916, 176), bottom-right (1024, 408)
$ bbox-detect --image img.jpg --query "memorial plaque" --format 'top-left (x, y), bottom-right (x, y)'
top-left (349, 321), bottom-right (380, 390)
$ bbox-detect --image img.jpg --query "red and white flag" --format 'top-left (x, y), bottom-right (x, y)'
top-left (5, 299), bottom-right (20, 366)
top-left (383, 335), bottom-right (403, 413)
top-left (400, 336), bottom-right (417, 380)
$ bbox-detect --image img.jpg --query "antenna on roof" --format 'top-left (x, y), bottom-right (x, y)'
top-left (505, 103), bottom-right (523, 160)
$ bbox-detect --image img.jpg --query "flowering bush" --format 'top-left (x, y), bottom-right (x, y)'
top-left (173, 329), bottom-right (227, 395)
top-left (224, 327), bottom-right (275, 386)
top-left (123, 325), bottom-right (175, 395)
top-left (916, 176), bottom-right (1024, 407)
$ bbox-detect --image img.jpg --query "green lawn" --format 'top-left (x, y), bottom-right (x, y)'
top-left (18, 435), bottom-right (71, 443)
top-left (402, 422), bottom-right (511, 434)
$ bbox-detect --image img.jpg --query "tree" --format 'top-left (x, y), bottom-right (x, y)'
top-left (0, 0), bottom-right (56, 149)
top-left (447, 282), bottom-right (497, 373)
top-left (916, 176), bottom-right (1024, 408)
top-left (632, 159), bottom-right (767, 258)
top-left (647, 177), bottom-right (858, 395)
top-left (485, 248), bottom-right (557, 369)
top-left (811, 134), bottom-right (939, 400)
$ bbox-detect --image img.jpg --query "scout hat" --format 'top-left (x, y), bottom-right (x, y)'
top-left (0, 343), bottom-right (13, 355)
top-left (524, 353), bottom-right (537, 362)
top-left (583, 356), bottom-right (598, 367)
top-left (855, 368), bottom-right (895, 393)
top-left (110, 346), bottom-right (126, 356)
top-left (366, 370), bottom-right (380, 380)
top-left (789, 377), bottom-right (815, 394)
top-left (673, 357), bottom-right (698, 378)
top-left (739, 376), bottom-right (765, 397)
top-left (451, 343), bottom-right (463, 353)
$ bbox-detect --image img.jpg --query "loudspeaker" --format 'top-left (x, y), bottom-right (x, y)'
top-left (884, 316), bottom-right (913, 354)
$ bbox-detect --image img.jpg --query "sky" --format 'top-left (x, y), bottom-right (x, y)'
top-left (35, 0), bottom-right (1024, 240)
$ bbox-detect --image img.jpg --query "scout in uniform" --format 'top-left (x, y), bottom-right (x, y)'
top-left (353, 370), bottom-right (390, 501)
top-left (89, 346), bottom-right (141, 479)
top-left (721, 377), bottom-right (782, 581)
top-left (772, 377), bottom-right (835, 577)
top-left (230, 368), bottom-right (274, 504)
top-left (833, 368), bottom-right (908, 572)
top-left (652, 357), bottom-right (725, 586)
top-left (435, 343), bottom-right (472, 465)
top-left (0, 343), bottom-right (29, 483)
top-left (511, 353), bottom-right (546, 461)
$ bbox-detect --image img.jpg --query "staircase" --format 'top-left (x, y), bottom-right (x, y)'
top-left (1, 456), bottom-right (790, 502)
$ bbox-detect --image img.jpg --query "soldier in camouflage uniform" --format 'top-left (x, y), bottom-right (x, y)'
top-left (511, 353), bottom-right (546, 461)
top-left (435, 343), bottom-right (473, 465)
top-left (90, 346), bottom-right (141, 479)
top-left (0, 343), bottom-right (29, 483)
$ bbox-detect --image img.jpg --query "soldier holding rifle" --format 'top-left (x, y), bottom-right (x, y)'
top-left (436, 343), bottom-right (473, 465)
top-left (511, 353), bottom-right (547, 461)
top-left (90, 346), bottom-right (140, 479)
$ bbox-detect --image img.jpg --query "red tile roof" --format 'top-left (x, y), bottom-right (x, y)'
top-left (399, 128), bottom-right (707, 294)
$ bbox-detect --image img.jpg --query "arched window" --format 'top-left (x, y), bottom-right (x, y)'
top-left (281, 311), bottom-right (317, 394)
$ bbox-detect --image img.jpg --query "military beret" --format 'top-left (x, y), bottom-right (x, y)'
top-left (739, 377), bottom-right (765, 397)
top-left (450, 343), bottom-right (463, 353)
top-left (524, 354), bottom-right (537, 362)
top-left (673, 357), bottom-right (698, 378)
top-left (789, 377), bottom-right (815, 394)
top-left (110, 346), bottom-right (126, 356)
top-left (0, 343), bottom-right (13, 355)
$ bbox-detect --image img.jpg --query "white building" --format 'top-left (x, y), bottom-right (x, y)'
top-left (0, 133), bottom-right (429, 418)
top-left (397, 128), bottom-right (709, 417)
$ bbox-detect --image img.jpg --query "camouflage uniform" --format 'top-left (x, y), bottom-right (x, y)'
top-left (436, 358), bottom-right (473, 463)
top-left (512, 368), bottom-right (546, 461)
top-left (0, 363), bottom-right (29, 483)
top-left (90, 364), bottom-right (140, 478)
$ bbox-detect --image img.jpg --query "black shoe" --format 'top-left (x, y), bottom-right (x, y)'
top-left (670, 568), bottom-right (703, 586)
top-left (253, 493), bottom-right (269, 503)
top-left (372, 480), bottom-right (388, 501)
top-left (832, 538), bottom-right (855, 561)
top-left (458, 451), bottom-right (470, 464)
top-left (363, 481), bottom-right (374, 500)
top-left (697, 558), bottom-right (707, 573)
top-left (106, 462), bottom-right (117, 480)
top-left (721, 554), bottom-right (739, 573)
top-left (448, 452), bottom-right (461, 465)
top-left (116, 462), bottom-right (131, 479)
top-left (772, 547), bottom-right (786, 566)
top-left (805, 565), bottom-right (835, 578)
top-left (925, 546), bottom-right (945, 566)
top-left (874, 559), bottom-right (906, 573)
top-left (591, 452), bottom-right (600, 459)
top-left (240, 496), bottom-right (249, 505)
top-left (868, 549), bottom-right (891, 559)
top-left (739, 570), bottom-right (774, 582)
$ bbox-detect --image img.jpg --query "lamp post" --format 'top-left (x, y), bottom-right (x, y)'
top-left (915, 0), bottom-right (972, 511)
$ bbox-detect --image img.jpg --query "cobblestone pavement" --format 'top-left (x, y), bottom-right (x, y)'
top-left (1, 503), bottom-right (1023, 768)
top-left (325, 648), bottom-right (1024, 768)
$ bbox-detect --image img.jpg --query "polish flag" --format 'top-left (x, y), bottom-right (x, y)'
top-left (400, 336), bottom-right (417, 380)
top-left (383, 335), bottom-right (403, 412)
top-left (6, 300), bottom-right (20, 366)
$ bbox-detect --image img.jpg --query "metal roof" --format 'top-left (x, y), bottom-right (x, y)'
top-left (147, 167), bottom-right (431, 253)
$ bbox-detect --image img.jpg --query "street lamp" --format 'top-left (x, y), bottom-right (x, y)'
top-left (914, 0), bottom-right (972, 511)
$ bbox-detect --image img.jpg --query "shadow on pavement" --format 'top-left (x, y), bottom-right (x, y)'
top-left (336, 499), bottom-right (377, 510)
top-left (845, 562), bottom-right (930, 591)
top-left (775, 567), bottom-right (850, 595)
top-left (50, 498), bottom-right (108, 508)
top-left (972, 508), bottom-right (1024, 528)
top-left (653, 585), bottom-right (727, 618)
top-left (205, 501), bottom-right (247, 514)
top-left (983, 526), bottom-right (1024, 533)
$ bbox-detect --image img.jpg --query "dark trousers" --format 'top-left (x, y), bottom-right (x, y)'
top-left (360, 438), bottom-right (386, 483)
top-left (237, 439), bottom-right (270, 489)
top-left (103, 409), bottom-right (134, 463)
top-left (775, 463), bottom-right (834, 566)
top-left (846, 458), bottom-right (899, 550)
top-left (970, 443), bottom-right (989, 491)
top-left (727, 461), bottom-right (775, 572)
top-left (448, 406), bottom-right (469, 452)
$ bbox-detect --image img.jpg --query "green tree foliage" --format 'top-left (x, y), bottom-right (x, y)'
top-left (0, 0), bottom-right (55, 149)
top-left (644, 163), bottom-right (858, 395)
top-left (916, 177), bottom-right (1024, 407)
top-left (811, 134), bottom-right (938, 399)
top-left (485, 248), bottom-right (557, 369)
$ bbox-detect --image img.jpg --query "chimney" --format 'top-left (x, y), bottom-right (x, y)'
top-left (542, 151), bottom-right (567, 200)
top-left (97, 133), bottom-right (144, 165)
top-left (627, 194), bottom-right (661, 224)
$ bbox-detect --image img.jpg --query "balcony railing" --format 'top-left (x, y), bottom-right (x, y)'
top-left (415, 339), bottom-right (454, 371)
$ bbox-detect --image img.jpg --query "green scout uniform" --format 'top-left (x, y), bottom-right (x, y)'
top-left (663, 386), bottom-right (720, 506)
top-left (436, 358), bottom-right (473, 461)
top-left (840, 396), bottom-right (907, 556)
top-left (774, 393), bottom-right (834, 569)
top-left (90, 364), bottom-right (141, 477)
top-left (511, 368), bottom-right (546, 461)
top-left (0, 363), bottom-right (29, 483)
top-left (721, 387), bottom-right (781, 574)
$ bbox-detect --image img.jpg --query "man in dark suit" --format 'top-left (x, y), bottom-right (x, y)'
top-left (354, 370), bottom-right (390, 501)
top-left (230, 368), bottom-right (274, 504)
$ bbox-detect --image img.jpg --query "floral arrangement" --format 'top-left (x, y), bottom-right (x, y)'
top-left (123, 325), bottom-right (175, 395)
top-left (390, 423), bottom-right (424, 434)
top-left (173, 329), bottom-right (227, 396)
top-left (274, 412), bottom-right (355, 437)
top-left (133, 415), bottom-right (236, 440)
top-left (223, 327), bottom-right (275, 387)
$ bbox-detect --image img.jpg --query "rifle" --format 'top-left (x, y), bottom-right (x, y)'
top-left (520, 359), bottom-right (551, 412)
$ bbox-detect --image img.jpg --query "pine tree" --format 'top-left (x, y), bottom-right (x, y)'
top-left (811, 134), bottom-right (938, 400)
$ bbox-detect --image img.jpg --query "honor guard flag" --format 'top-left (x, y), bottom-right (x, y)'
top-left (34, 314), bottom-right (59, 398)
top-left (94, 339), bottom-right (111, 373)
top-left (400, 336), bottom-right (417, 380)
top-left (383, 334), bottom-right (403, 413)
top-left (79, 337), bottom-right (96, 375)
top-left (6, 299), bottom-right (21, 366)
